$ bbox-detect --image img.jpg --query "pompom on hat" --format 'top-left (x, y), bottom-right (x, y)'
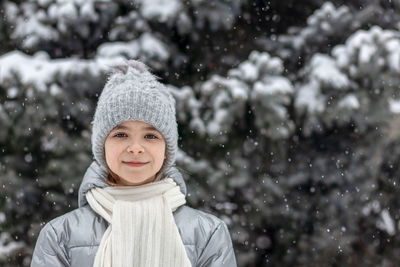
top-left (91, 60), bottom-right (178, 180)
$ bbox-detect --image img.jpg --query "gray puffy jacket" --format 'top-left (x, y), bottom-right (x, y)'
top-left (31, 161), bottom-right (237, 267)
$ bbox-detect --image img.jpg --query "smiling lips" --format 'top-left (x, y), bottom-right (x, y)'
top-left (123, 161), bottom-right (148, 167)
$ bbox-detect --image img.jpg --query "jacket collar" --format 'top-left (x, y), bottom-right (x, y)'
top-left (78, 161), bottom-right (188, 207)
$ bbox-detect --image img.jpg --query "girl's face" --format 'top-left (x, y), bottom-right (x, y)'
top-left (104, 120), bottom-right (166, 186)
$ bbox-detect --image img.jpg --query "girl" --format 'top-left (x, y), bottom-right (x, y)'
top-left (31, 60), bottom-right (237, 267)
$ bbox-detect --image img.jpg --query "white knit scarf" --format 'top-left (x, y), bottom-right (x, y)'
top-left (86, 178), bottom-right (192, 267)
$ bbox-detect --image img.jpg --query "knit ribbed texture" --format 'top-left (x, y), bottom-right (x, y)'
top-left (86, 178), bottom-right (192, 267)
top-left (91, 60), bottom-right (178, 179)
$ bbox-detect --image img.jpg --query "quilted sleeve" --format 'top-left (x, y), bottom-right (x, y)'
top-left (30, 222), bottom-right (69, 267)
top-left (196, 221), bottom-right (237, 267)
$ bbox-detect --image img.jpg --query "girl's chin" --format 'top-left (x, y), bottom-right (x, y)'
top-left (118, 175), bottom-right (156, 186)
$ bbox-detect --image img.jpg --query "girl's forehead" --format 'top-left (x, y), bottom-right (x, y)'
top-left (112, 121), bottom-right (158, 132)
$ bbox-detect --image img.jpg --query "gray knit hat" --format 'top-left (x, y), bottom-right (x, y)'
top-left (91, 60), bottom-right (178, 179)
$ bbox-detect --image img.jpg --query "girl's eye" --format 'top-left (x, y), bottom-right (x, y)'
top-left (114, 133), bottom-right (127, 138)
top-left (145, 134), bottom-right (159, 139)
top-left (112, 133), bottom-right (160, 139)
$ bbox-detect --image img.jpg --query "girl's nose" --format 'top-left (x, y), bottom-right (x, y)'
top-left (126, 143), bottom-right (144, 154)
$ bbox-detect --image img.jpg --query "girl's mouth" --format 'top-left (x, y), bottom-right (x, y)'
top-left (124, 162), bottom-right (148, 167)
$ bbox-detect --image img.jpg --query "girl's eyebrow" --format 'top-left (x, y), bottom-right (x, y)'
top-left (112, 125), bottom-right (158, 131)
top-left (143, 126), bottom-right (158, 131)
